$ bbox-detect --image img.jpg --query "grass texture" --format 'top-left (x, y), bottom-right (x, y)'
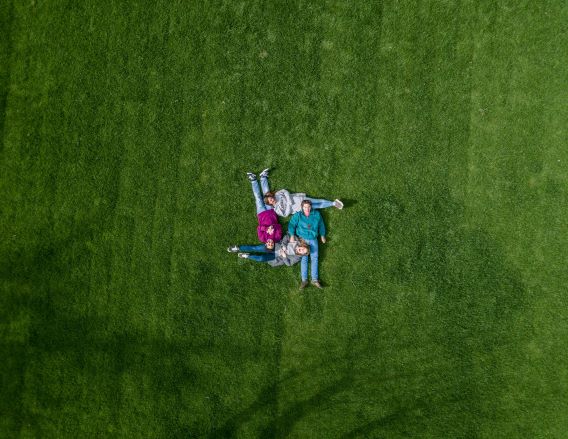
top-left (1, 0), bottom-right (568, 437)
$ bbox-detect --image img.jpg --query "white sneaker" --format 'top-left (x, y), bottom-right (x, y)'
top-left (334, 199), bottom-right (344, 209)
top-left (246, 172), bottom-right (256, 181)
top-left (259, 168), bottom-right (270, 178)
top-left (227, 246), bottom-right (239, 253)
top-left (238, 253), bottom-right (250, 259)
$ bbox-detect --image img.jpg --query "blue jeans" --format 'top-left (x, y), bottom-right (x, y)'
top-left (260, 175), bottom-right (270, 195)
top-left (251, 180), bottom-right (273, 214)
top-left (300, 238), bottom-right (319, 281)
top-left (239, 243), bottom-right (275, 263)
top-left (305, 197), bottom-right (334, 209)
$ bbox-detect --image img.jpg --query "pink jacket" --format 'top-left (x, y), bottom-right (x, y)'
top-left (257, 209), bottom-right (282, 242)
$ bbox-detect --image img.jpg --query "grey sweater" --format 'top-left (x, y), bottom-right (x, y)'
top-left (268, 234), bottom-right (302, 267)
top-left (273, 189), bottom-right (306, 217)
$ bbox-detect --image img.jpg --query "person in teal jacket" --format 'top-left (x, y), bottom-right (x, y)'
top-left (288, 199), bottom-right (326, 289)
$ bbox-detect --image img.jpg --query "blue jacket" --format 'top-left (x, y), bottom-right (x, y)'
top-left (288, 210), bottom-right (326, 241)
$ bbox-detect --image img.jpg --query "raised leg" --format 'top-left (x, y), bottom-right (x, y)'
top-left (260, 175), bottom-right (270, 195)
top-left (251, 179), bottom-right (267, 214)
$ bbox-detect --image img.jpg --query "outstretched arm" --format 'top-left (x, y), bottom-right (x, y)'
top-left (318, 214), bottom-right (326, 242)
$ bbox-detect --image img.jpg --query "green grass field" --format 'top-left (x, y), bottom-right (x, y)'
top-left (2, 1), bottom-right (568, 437)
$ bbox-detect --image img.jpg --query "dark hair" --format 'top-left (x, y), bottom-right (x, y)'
top-left (264, 191), bottom-right (276, 205)
top-left (301, 199), bottom-right (312, 207)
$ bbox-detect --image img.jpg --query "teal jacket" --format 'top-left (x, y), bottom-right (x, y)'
top-left (288, 210), bottom-right (326, 241)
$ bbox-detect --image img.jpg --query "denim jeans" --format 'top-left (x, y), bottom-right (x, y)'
top-left (251, 180), bottom-right (273, 214)
top-left (260, 175), bottom-right (270, 195)
top-left (305, 197), bottom-right (334, 209)
top-left (239, 243), bottom-right (275, 263)
top-left (300, 238), bottom-right (319, 281)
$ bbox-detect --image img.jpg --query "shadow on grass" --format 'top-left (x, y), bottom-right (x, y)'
top-left (337, 198), bottom-right (357, 209)
top-left (0, 222), bottom-right (246, 434)
top-left (3, 186), bottom-right (534, 437)
top-left (207, 340), bottom-right (447, 438)
top-left (207, 353), bottom-right (357, 438)
top-left (0, 0), bottom-right (15, 146)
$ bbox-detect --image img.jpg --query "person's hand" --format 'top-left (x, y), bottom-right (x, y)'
top-left (267, 225), bottom-right (274, 235)
top-left (290, 235), bottom-right (296, 242)
top-left (279, 248), bottom-right (286, 258)
top-left (321, 236), bottom-right (326, 244)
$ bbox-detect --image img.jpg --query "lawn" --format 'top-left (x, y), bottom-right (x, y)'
top-left (1, 0), bottom-right (567, 437)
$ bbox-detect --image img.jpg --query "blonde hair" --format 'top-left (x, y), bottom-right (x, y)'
top-left (295, 239), bottom-right (310, 256)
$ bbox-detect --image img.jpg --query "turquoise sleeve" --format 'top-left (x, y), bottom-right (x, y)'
top-left (288, 213), bottom-right (298, 236)
top-left (318, 214), bottom-right (326, 237)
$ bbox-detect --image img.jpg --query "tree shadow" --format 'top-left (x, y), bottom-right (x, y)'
top-left (207, 365), bottom-right (321, 438)
top-left (2, 218), bottom-right (288, 437)
top-left (1, 221), bottom-right (103, 434)
top-left (339, 395), bottom-right (436, 439)
top-left (207, 338), bottom-right (448, 438)
top-left (5, 181), bottom-right (535, 438)
top-left (6, 287), bottom-right (291, 436)
top-left (207, 344), bottom-right (365, 438)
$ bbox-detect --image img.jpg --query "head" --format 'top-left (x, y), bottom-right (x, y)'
top-left (301, 199), bottom-right (312, 216)
top-left (264, 191), bottom-right (276, 206)
top-left (295, 242), bottom-right (310, 256)
top-left (265, 239), bottom-right (275, 250)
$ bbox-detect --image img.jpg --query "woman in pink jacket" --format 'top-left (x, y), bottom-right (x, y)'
top-left (257, 210), bottom-right (282, 247)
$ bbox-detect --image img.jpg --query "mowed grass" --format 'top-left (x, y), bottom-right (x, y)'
top-left (1, 0), bottom-right (568, 437)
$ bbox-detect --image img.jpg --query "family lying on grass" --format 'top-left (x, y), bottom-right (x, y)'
top-left (227, 168), bottom-right (343, 289)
